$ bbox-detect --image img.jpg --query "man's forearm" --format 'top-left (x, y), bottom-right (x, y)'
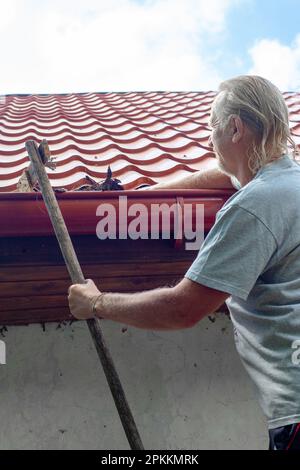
top-left (95, 287), bottom-right (197, 330)
top-left (68, 278), bottom-right (228, 327)
top-left (146, 166), bottom-right (234, 190)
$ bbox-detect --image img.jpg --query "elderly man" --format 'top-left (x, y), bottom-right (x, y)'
top-left (68, 75), bottom-right (300, 450)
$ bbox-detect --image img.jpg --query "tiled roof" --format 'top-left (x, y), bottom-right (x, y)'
top-left (0, 91), bottom-right (300, 192)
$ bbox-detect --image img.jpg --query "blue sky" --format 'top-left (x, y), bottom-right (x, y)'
top-left (222, 0), bottom-right (300, 78)
top-left (0, 0), bottom-right (299, 93)
top-left (228, 0), bottom-right (300, 48)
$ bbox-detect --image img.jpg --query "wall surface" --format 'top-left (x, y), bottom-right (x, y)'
top-left (0, 314), bottom-right (268, 450)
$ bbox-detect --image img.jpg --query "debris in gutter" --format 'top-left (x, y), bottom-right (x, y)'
top-left (19, 165), bottom-right (124, 193)
top-left (74, 166), bottom-right (124, 191)
top-left (16, 150), bottom-right (57, 193)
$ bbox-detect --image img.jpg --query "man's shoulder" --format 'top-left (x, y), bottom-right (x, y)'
top-left (219, 166), bottom-right (300, 235)
top-left (221, 180), bottom-right (269, 216)
top-left (229, 170), bottom-right (299, 212)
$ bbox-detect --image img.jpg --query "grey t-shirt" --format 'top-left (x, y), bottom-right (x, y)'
top-left (185, 155), bottom-right (300, 429)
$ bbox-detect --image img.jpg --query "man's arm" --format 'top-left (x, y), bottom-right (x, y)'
top-left (142, 167), bottom-right (234, 190)
top-left (68, 278), bottom-right (229, 330)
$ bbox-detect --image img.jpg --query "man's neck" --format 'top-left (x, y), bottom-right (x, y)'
top-left (234, 153), bottom-right (287, 187)
top-left (235, 167), bottom-right (253, 187)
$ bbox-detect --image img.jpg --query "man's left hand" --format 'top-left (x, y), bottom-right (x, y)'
top-left (68, 279), bottom-right (101, 320)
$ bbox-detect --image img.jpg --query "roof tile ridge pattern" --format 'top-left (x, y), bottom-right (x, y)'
top-left (0, 91), bottom-right (299, 192)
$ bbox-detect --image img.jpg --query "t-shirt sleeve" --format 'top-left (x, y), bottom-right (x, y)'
top-left (185, 204), bottom-right (278, 300)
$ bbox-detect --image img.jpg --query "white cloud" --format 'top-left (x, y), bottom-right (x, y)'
top-left (0, 0), bottom-right (241, 93)
top-left (0, 0), bottom-right (19, 32)
top-left (248, 36), bottom-right (300, 91)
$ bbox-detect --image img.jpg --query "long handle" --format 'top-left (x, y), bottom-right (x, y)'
top-left (25, 140), bottom-right (144, 450)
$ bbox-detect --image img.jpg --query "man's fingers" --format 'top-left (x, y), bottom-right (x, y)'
top-left (68, 282), bottom-right (85, 295)
top-left (68, 280), bottom-right (93, 292)
top-left (67, 279), bottom-right (101, 321)
top-left (68, 284), bottom-right (78, 296)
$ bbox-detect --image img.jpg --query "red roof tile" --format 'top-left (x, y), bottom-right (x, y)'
top-left (0, 91), bottom-right (299, 192)
top-left (0, 91), bottom-right (215, 191)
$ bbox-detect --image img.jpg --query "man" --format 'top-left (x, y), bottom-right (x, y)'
top-left (68, 75), bottom-right (300, 450)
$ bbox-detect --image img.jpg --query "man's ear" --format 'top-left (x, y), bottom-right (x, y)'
top-left (231, 115), bottom-right (243, 144)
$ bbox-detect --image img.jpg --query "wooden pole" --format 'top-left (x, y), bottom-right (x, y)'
top-left (25, 140), bottom-right (144, 450)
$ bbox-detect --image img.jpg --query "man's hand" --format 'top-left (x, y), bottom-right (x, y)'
top-left (68, 279), bottom-right (102, 320)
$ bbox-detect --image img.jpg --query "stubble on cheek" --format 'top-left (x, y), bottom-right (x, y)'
top-left (216, 155), bottom-right (233, 178)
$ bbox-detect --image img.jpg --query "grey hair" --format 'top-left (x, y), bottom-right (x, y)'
top-left (212, 75), bottom-right (299, 174)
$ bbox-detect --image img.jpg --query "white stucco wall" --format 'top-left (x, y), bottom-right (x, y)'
top-left (0, 313), bottom-right (268, 450)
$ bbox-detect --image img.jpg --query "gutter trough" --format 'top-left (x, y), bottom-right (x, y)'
top-left (0, 189), bottom-right (234, 237)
